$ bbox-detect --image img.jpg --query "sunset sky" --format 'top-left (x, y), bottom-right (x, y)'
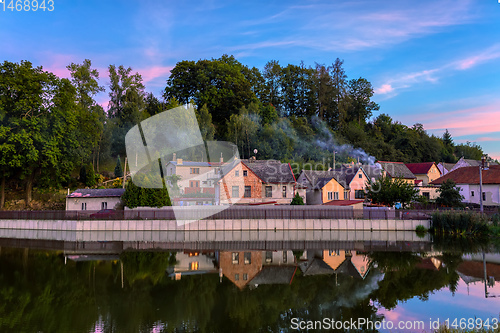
top-left (1, 0), bottom-right (499, 159)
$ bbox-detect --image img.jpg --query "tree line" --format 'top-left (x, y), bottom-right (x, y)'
top-left (0, 56), bottom-right (486, 208)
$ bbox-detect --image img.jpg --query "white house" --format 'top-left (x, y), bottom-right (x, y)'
top-left (431, 165), bottom-right (500, 206)
top-left (66, 188), bottom-right (125, 211)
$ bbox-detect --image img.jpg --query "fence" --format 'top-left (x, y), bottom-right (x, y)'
top-left (0, 206), bottom-right (440, 221)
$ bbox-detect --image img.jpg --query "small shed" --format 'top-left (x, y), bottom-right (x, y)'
top-left (66, 188), bottom-right (125, 211)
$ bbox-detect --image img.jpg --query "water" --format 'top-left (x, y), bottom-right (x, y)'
top-left (0, 242), bottom-right (499, 332)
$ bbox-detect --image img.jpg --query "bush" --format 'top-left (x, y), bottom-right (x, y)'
top-left (431, 211), bottom-right (489, 236)
top-left (290, 192), bottom-right (304, 205)
top-left (415, 225), bottom-right (427, 233)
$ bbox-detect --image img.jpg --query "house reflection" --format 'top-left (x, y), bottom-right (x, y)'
top-left (217, 250), bottom-right (297, 289)
top-left (166, 251), bottom-right (218, 280)
top-left (300, 249), bottom-right (372, 279)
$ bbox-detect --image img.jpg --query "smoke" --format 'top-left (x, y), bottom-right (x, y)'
top-left (311, 116), bottom-right (376, 165)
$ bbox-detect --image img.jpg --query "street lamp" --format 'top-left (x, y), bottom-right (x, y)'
top-left (479, 155), bottom-right (490, 214)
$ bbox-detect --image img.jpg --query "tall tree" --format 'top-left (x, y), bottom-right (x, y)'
top-left (263, 60), bottom-right (283, 114)
top-left (0, 61), bottom-right (80, 206)
top-left (346, 77), bottom-right (379, 125)
top-left (195, 104), bottom-right (216, 141)
top-left (329, 58), bottom-right (349, 130)
top-left (163, 55), bottom-right (255, 131)
top-left (67, 59), bottom-right (105, 169)
top-left (107, 64), bottom-right (146, 156)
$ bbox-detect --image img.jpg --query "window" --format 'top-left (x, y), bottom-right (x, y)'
top-left (282, 186), bottom-right (287, 198)
top-left (471, 191), bottom-right (475, 197)
top-left (232, 252), bottom-right (239, 264)
top-left (81, 202), bottom-right (87, 210)
top-left (243, 273), bottom-right (248, 281)
top-left (235, 274), bottom-right (239, 281)
top-left (244, 252), bottom-right (251, 264)
top-left (190, 168), bottom-right (200, 174)
top-left (283, 251), bottom-right (287, 263)
top-left (328, 192), bottom-right (333, 201)
top-left (265, 251), bottom-right (272, 263)
top-left (422, 192), bottom-right (430, 199)
top-left (101, 202), bottom-right (107, 209)
top-left (190, 262), bottom-right (199, 270)
top-left (243, 170), bottom-right (248, 177)
top-left (329, 250), bottom-right (340, 256)
top-left (190, 180), bottom-right (199, 187)
top-left (232, 186), bottom-right (239, 198)
top-left (244, 186), bottom-right (252, 198)
top-left (265, 186), bottom-right (273, 198)
top-left (358, 173), bottom-right (362, 178)
top-left (483, 192), bottom-right (486, 201)
top-left (344, 191), bottom-right (349, 200)
top-left (334, 192), bottom-right (339, 200)
top-left (355, 190), bottom-right (365, 199)
top-left (235, 170), bottom-right (239, 177)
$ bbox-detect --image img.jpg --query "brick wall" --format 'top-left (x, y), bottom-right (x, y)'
top-left (219, 251), bottom-right (263, 289)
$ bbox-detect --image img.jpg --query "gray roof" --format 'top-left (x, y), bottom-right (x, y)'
top-left (249, 265), bottom-right (296, 285)
top-left (378, 162), bottom-right (416, 179)
top-left (169, 161), bottom-right (212, 167)
top-left (243, 160), bottom-right (295, 184)
top-left (441, 162), bottom-right (456, 171)
top-left (300, 258), bottom-right (335, 276)
top-left (362, 165), bottom-right (385, 180)
top-left (300, 170), bottom-right (339, 189)
top-left (300, 166), bottom-right (363, 190)
top-left (67, 188), bottom-right (125, 198)
top-left (463, 159), bottom-right (499, 167)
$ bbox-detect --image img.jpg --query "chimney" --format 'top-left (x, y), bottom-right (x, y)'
top-left (177, 158), bottom-right (183, 165)
top-left (173, 153), bottom-right (176, 162)
top-left (220, 152), bottom-right (223, 164)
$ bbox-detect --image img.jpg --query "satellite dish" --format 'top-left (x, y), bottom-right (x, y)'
top-left (253, 149), bottom-right (258, 154)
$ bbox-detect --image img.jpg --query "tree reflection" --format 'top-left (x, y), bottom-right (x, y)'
top-left (0, 247), bottom-right (490, 333)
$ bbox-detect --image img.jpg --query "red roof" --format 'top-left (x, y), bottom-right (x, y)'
top-left (322, 200), bottom-right (364, 206)
top-left (405, 162), bottom-right (437, 175)
top-left (431, 165), bottom-right (500, 185)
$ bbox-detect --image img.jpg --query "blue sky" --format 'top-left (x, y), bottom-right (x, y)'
top-left (1, 0), bottom-right (500, 159)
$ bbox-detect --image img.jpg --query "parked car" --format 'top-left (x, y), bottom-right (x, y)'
top-left (90, 209), bottom-right (119, 219)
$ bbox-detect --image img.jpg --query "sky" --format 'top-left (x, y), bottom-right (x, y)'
top-left (1, 0), bottom-right (500, 159)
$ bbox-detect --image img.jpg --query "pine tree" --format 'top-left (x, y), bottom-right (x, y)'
top-left (290, 192), bottom-right (305, 205)
top-left (114, 156), bottom-right (123, 178)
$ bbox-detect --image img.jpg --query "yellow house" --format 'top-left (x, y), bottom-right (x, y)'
top-left (320, 176), bottom-right (347, 203)
top-left (405, 162), bottom-right (442, 186)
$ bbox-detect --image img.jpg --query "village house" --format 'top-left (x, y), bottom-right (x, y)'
top-left (165, 155), bottom-right (222, 197)
top-left (431, 165), bottom-right (500, 206)
top-left (243, 159), bottom-right (297, 204)
top-left (336, 165), bottom-right (370, 200)
top-left (297, 170), bottom-right (346, 205)
top-left (377, 161), bottom-right (416, 184)
top-left (405, 162), bottom-right (441, 186)
top-left (437, 162), bottom-right (456, 176)
top-left (405, 162), bottom-right (441, 200)
top-left (66, 188), bottom-right (125, 211)
top-left (297, 165), bottom-right (370, 204)
top-left (449, 157), bottom-right (499, 173)
top-left (216, 160), bottom-right (263, 204)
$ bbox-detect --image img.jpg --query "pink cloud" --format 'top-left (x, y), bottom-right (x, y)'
top-left (136, 65), bottom-right (173, 85)
top-left (455, 44), bottom-right (500, 70)
top-left (422, 103), bottom-right (500, 137)
top-left (475, 137), bottom-right (500, 142)
top-left (375, 84), bottom-right (394, 94)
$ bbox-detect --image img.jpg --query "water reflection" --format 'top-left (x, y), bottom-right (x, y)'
top-left (0, 246), bottom-right (499, 332)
